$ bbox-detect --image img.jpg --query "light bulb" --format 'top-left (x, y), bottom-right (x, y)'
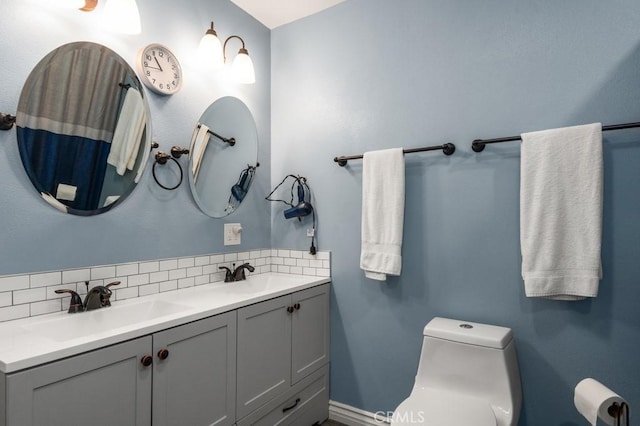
top-left (231, 49), bottom-right (255, 84)
top-left (197, 23), bottom-right (224, 70)
top-left (104, 0), bottom-right (141, 34)
top-left (61, 0), bottom-right (85, 9)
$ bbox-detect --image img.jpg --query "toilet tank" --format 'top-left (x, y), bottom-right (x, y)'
top-left (414, 317), bottom-right (522, 425)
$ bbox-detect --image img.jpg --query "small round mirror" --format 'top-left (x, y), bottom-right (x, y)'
top-left (189, 97), bottom-right (258, 218)
top-left (16, 42), bottom-right (152, 215)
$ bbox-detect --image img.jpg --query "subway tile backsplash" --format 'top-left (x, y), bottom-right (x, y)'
top-left (0, 249), bottom-right (330, 323)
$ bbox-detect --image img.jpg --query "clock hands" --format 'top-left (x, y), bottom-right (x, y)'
top-left (144, 56), bottom-right (165, 72)
top-left (153, 56), bottom-right (164, 72)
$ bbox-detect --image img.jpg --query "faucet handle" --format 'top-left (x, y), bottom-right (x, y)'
top-left (105, 281), bottom-right (121, 290)
top-left (218, 266), bottom-right (234, 282)
top-left (55, 289), bottom-right (84, 313)
top-left (98, 281), bottom-right (120, 307)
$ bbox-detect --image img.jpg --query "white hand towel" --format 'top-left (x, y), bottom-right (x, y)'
top-left (520, 123), bottom-right (603, 300)
top-left (107, 88), bottom-right (147, 176)
top-left (360, 148), bottom-right (405, 281)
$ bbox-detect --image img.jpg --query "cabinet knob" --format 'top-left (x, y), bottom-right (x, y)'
top-left (293, 303), bottom-right (301, 310)
top-left (286, 306), bottom-right (294, 313)
top-left (140, 355), bottom-right (153, 367)
top-left (157, 349), bottom-right (170, 360)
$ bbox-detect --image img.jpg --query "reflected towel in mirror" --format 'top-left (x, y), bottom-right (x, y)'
top-left (107, 88), bottom-right (147, 175)
top-left (191, 123), bottom-right (211, 182)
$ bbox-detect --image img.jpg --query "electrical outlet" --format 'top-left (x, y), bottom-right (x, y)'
top-left (224, 223), bottom-right (242, 245)
top-left (306, 228), bottom-right (315, 237)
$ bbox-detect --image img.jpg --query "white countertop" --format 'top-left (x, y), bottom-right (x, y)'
top-left (0, 273), bottom-right (330, 373)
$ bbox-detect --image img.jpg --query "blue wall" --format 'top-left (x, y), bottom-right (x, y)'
top-left (271, 1), bottom-right (640, 424)
top-left (0, 0), bottom-right (271, 275)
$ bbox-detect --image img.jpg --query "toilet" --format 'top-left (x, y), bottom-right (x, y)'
top-left (391, 317), bottom-right (522, 425)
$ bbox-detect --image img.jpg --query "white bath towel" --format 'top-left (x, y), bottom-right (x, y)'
top-left (520, 123), bottom-right (603, 300)
top-left (360, 148), bottom-right (405, 281)
top-left (107, 88), bottom-right (147, 175)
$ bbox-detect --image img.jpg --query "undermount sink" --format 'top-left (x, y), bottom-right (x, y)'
top-left (22, 300), bottom-right (190, 342)
top-left (231, 273), bottom-right (305, 293)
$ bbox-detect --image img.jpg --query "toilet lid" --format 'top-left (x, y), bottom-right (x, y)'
top-left (390, 389), bottom-right (497, 425)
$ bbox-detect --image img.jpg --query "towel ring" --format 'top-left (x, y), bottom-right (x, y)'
top-left (152, 152), bottom-right (183, 191)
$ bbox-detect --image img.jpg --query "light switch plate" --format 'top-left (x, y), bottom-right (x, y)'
top-left (224, 223), bottom-right (242, 246)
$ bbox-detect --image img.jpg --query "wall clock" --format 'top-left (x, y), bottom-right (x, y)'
top-left (136, 43), bottom-right (183, 95)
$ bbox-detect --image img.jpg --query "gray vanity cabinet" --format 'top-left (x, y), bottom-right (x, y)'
top-left (2, 311), bottom-right (237, 426)
top-left (0, 281), bottom-right (329, 426)
top-left (152, 311), bottom-right (236, 426)
top-left (3, 336), bottom-right (152, 426)
top-left (291, 284), bottom-right (330, 384)
top-left (236, 292), bottom-right (292, 419)
top-left (236, 283), bottom-right (330, 423)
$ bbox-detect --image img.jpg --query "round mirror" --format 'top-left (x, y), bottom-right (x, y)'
top-left (16, 42), bottom-right (152, 215)
top-left (189, 96), bottom-right (258, 218)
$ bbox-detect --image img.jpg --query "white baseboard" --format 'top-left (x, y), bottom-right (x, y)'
top-left (328, 400), bottom-right (391, 425)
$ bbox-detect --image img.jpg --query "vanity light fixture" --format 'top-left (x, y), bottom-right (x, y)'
top-left (62, 0), bottom-right (87, 9)
top-left (224, 35), bottom-right (256, 84)
top-left (197, 22), bottom-right (225, 70)
top-left (198, 21), bottom-right (256, 84)
top-left (79, 0), bottom-right (97, 11)
top-left (103, 0), bottom-right (141, 34)
top-left (72, 0), bottom-right (141, 34)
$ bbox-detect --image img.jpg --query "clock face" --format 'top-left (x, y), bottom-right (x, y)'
top-left (136, 44), bottom-right (183, 95)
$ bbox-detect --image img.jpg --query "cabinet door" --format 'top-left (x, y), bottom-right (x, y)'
top-left (236, 295), bottom-right (292, 419)
top-left (291, 284), bottom-right (330, 384)
top-left (153, 311), bottom-right (236, 426)
top-left (5, 336), bottom-right (152, 426)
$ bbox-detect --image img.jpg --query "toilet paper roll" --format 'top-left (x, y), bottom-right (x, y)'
top-left (574, 378), bottom-right (626, 426)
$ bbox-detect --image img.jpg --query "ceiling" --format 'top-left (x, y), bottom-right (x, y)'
top-left (230, 0), bottom-right (346, 29)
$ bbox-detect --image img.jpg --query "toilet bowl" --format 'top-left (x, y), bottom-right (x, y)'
top-left (391, 317), bottom-right (522, 425)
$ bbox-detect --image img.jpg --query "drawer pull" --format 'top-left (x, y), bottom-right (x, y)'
top-left (157, 349), bottom-right (170, 360)
top-left (140, 355), bottom-right (153, 367)
top-left (282, 398), bottom-right (301, 413)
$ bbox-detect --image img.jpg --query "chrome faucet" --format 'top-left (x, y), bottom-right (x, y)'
top-left (218, 263), bottom-right (255, 282)
top-left (55, 280), bottom-right (121, 313)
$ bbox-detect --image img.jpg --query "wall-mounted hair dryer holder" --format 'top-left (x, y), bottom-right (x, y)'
top-left (266, 174), bottom-right (317, 254)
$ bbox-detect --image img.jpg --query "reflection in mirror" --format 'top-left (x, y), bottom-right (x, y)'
top-left (189, 96), bottom-right (258, 218)
top-left (16, 42), bottom-right (152, 216)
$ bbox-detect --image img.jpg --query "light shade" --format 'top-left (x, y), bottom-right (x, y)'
top-left (104, 0), bottom-right (141, 34)
top-left (223, 36), bottom-right (256, 84)
top-left (61, 0), bottom-right (86, 8)
top-left (231, 48), bottom-right (255, 84)
top-left (197, 23), bottom-right (224, 70)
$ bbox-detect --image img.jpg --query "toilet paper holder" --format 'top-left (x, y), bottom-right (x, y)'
top-left (608, 401), bottom-right (629, 426)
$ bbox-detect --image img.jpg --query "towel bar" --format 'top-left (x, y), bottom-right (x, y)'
top-left (334, 143), bottom-right (456, 167)
top-left (471, 121), bottom-right (640, 152)
top-left (197, 124), bottom-right (236, 146)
